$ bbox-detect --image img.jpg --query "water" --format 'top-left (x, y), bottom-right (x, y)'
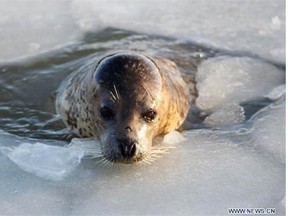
top-left (0, 0), bottom-right (285, 215)
top-left (0, 28), bottom-right (283, 139)
top-left (0, 28), bottom-right (212, 140)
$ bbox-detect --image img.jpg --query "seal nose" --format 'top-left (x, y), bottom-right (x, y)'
top-left (118, 138), bottom-right (137, 159)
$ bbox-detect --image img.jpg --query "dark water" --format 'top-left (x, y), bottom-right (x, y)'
top-left (0, 28), bottom-right (283, 141)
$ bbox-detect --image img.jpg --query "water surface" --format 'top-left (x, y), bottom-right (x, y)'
top-left (0, 28), bottom-right (283, 142)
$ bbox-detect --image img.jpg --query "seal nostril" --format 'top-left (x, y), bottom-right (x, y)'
top-left (130, 142), bottom-right (136, 157)
top-left (118, 139), bottom-right (137, 159)
top-left (124, 126), bottom-right (132, 132)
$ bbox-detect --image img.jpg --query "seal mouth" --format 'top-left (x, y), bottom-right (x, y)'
top-left (97, 144), bottom-right (173, 165)
top-left (103, 153), bottom-right (144, 164)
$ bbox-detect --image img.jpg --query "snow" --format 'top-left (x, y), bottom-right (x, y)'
top-left (0, 0), bottom-right (285, 215)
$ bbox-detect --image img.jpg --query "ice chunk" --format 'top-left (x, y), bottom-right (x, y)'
top-left (70, 138), bottom-right (102, 158)
top-left (7, 142), bottom-right (84, 181)
top-left (281, 196), bottom-right (285, 207)
top-left (271, 16), bottom-right (282, 30)
top-left (196, 56), bottom-right (285, 110)
top-left (162, 130), bottom-right (186, 145)
top-left (265, 84), bottom-right (285, 100)
top-left (204, 103), bottom-right (245, 127)
top-left (249, 100), bottom-right (285, 162)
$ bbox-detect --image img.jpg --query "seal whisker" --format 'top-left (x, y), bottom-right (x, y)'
top-left (140, 144), bottom-right (174, 164)
top-left (56, 52), bottom-right (189, 165)
top-left (141, 84), bottom-right (155, 102)
top-left (139, 89), bottom-right (148, 104)
top-left (95, 157), bottom-right (105, 164)
top-left (145, 156), bottom-right (154, 165)
top-left (109, 159), bottom-right (115, 167)
top-left (94, 157), bottom-right (108, 167)
top-left (93, 156), bottom-right (115, 168)
top-left (106, 159), bottom-right (113, 167)
top-left (102, 159), bottom-right (108, 166)
top-left (138, 157), bottom-right (148, 165)
top-left (109, 90), bottom-right (117, 102)
top-left (113, 84), bottom-right (120, 101)
top-left (84, 154), bottom-right (102, 159)
top-left (139, 153), bottom-right (154, 165)
top-left (102, 158), bottom-right (110, 167)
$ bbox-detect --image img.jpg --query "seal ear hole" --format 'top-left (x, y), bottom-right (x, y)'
top-left (100, 106), bottom-right (114, 120)
top-left (142, 109), bottom-right (157, 122)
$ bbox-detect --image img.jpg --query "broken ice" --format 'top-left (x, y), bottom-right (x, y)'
top-left (204, 103), bottom-right (245, 127)
top-left (162, 130), bottom-right (186, 145)
top-left (3, 130), bottom-right (186, 182)
top-left (70, 138), bottom-right (102, 158)
top-left (249, 99), bottom-right (285, 163)
top-left (7, 142), bottom-right (84, 181)
top-left (196, 56), bottom-right (285, 110)
top-left (265, 85), bottom-right (285, 100)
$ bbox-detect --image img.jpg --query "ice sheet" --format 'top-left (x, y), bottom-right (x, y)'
top-left (0, 99), bottom-right (285, 215)
top-left (0, 0), bottom-right (80, 62)
top-left (69, 0), bottom-right (285, 63)
top-left (0, 0), bottom-right (285, 63)
top-left (0, 131), bottom-right (185, 182)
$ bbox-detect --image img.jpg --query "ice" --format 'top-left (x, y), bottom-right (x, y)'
top-left (249, 99), bottom-right (285, 163)
top-left (0, 0), bottom-right (80, 62)
top-left (0, 98), bottom-right (285, 215)
top-left (196, 56), bottom-right (285, 110)
top-left (204, 103), bottom-right (245, 127)
top-left (70, 0), bottom-right (285, 63)
top-left (162, 130), bottom-right (186, 145)
top-left (266, 84), bottom-right (286, 100)
top-left (0, 0), bottom-right (285, 215)
top-left (6, 142), bottom-right (84, 181)
top-left (0, 0), bottom-right (285, 63)
top-left (69, 131), bottom-right (186, 157)
top-left (0, 130), bottom-right (186, 183)
top-left (70, 138), bottom-right (102, 158)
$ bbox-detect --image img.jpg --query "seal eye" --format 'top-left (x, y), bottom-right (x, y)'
top-left (100, 106), bottom-right (114, 120)
top-left (142, 109), bottom-right (157, 122)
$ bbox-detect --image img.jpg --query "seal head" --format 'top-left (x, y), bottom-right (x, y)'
top-left (93, 53), bottom-right (188, 163)
top-left (94, 53), bottom-right (163, 163)
top-left (56, 52), bottom-right (189, 164)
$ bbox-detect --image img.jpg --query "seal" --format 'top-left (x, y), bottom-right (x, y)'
top-left (56, 52), bottom-right (190, 163)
